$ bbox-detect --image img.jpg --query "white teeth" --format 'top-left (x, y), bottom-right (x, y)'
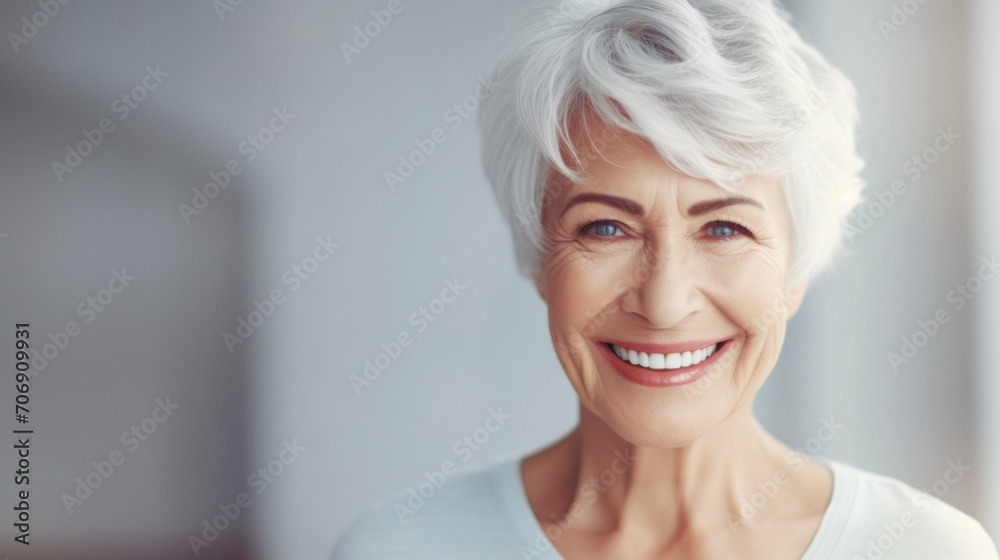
top-left (680, 351), bottom-right (692, 367)
top-left (665, 353), bottom-right (681, 369)
top-left (609, 342), bottom-right (720, 371)
top-left (648, 353), bottom-right (665, 369)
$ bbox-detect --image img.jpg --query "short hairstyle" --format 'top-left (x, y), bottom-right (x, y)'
top-left (477, 0), bottom-right (865, 290)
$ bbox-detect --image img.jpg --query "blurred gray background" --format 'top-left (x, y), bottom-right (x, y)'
top-left (0, 1), bottom-right (997, 559)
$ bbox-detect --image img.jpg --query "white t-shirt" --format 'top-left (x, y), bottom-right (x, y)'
top-left (330, 454), bottom-right (999, 559)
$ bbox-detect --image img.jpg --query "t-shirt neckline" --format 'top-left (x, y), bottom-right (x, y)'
top-left (496, 453), bottom-right (858, 560)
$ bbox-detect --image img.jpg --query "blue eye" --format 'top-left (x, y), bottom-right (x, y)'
top-left (707, 221), bottom-right (748, 239)
top-left (581, 220), bottom-right (623, 238)
top-left (593, 222), bottom-right (620, 237)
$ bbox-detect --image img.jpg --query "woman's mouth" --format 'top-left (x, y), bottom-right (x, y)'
top-left (607, 341), bottom-right (720, 370)
top-left (597, 338), bottom-right (734, 387)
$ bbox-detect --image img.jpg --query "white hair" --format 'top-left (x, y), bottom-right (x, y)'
top-left (477, 0), bottom-right (865, 290)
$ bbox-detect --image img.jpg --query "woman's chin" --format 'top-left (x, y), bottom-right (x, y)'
top-left (586, 392), bottom-right (737, 449)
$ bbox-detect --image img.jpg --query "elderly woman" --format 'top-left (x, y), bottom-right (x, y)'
top-left (332, 0), bottom-right (999, 558)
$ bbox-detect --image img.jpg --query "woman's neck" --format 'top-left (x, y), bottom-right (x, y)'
top-left (522, 401), bottom-right (832, 547)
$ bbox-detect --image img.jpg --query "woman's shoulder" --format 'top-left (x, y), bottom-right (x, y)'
top-left (329, 455), bottom-right (529, 560)
top-left (825, 458), bottom-right (998, 559)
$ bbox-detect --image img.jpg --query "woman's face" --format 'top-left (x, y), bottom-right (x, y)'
top-left (536, 113), bottom-right (806, 448)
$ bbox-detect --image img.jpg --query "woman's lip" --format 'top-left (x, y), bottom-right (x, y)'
top-left (602, 337), bottom-right (732, 355)
top-left (597, 338), bottom-right (733, 387)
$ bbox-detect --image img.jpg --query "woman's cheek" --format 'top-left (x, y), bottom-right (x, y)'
top-left (544, 249), bottom-right (597, 353)
top-left (545, 249), bottom-right (626, 359)
top-left (706, 250), bottom-right (786, 332)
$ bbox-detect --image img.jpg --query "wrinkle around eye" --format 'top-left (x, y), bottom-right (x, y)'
top-left (542, 244), bottom-right (594, 279)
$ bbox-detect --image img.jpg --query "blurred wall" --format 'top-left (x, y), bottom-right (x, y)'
top-left (0, 28), bottom-right (253, 558)
top-left (0, 1), bottom-right (995, 559)
top-left (767, 0), bottom-right (982, 518)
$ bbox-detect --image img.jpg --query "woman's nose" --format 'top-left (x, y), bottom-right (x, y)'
top-left (619, 246), bottom-right (705, 329)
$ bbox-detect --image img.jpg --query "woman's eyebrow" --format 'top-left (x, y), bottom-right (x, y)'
top-left (559, 193), bottom-right (644, 218)
top-left (687, 196), bottom-right (764, 217)
top-left (558, 193), bottom-right (764, 218)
